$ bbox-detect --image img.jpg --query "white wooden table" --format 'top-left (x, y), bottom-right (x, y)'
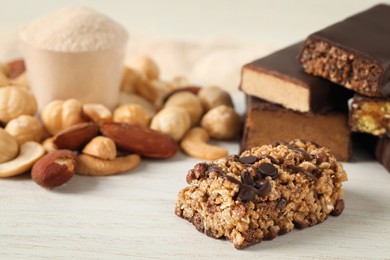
top-left (1, 1), bottom-right (390, 259)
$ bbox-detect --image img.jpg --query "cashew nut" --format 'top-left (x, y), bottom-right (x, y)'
top-left (42, 137), bottom-right (58, 153)
top-left (164, 92), bottom-right (204, 126)
top-left (113, 104), bottom-right (150, 127)
top-left (0, 86), bottom-right (37, 123)
top-left (150, 107), bottom-right (191, 141)
top-left (201, 105), bottom-right (242, 140)
top-left (198, 86), bottom-right (234, 111)
top-left (82, 136), bottom-right (117, 160)
top-left (41, 99), bottom-right (85, 135)
top-left (76, 153), bottom-right (141, 176)
top-left (0, 128), bottom-right (19, 163)
top-left (5, 115), bottom-right (43, 144)
top-left (82, 103), bottom-right (112, 124)
top-left (0, 141), bottom-right (45, 178)
top-left (121, 67), bottom-right (140, 94)
top-left (180, 127), bottom-right (228, 160)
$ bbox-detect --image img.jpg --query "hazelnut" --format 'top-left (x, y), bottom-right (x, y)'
top-left (198, 86), bottom-right (234, 111)
top-left (201, 105), bottom-right (242, 140)
top-left (150, 107), bottom-right (191, 141)
top-left (0, 72), bottom-right (9, 86)
top-left (164, 92), bottom-right (204, 126)
top-left (0, 86), bottom-right (37, 123)
top-left (41, 99), bottom-right (85, 135)
top-left (113, 104), bottom-right (150, 127)
top-left (131, 56), bottom-right (160, 80)
top-left (5, 115), bottom-right (43, 145)
top-left (82, 136), bottom-right (117, 160)
top-left (0, 128), bottom-right (19, 163)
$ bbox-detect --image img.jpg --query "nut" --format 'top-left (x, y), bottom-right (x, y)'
top-left (76, 153), bottom-right (141, 176)
top-left (180, 127), bottom-right (228, 160)
top-left (201, 105), bottom-right (242, 140)
top-left (7, 59), bottom-right (25, 79)
top-left (101, 122), bottom-right (178, 159)
top-left (0, 86), bottom-right (37, 123)
top-left (150, 107), bottom-right (191, 141)
top-left (0, 72), bottom-right (10, 86)
top-left (134, 78), bottom-right (160, 103)
top-left (0, 141), bottom-right (45, 178)
top-left (198, 86), bottom-right (234, 111)
top-left (163, 86), bottom-right (201, 103)
top-left (10, 72), bottom-right (29, 88)
top-left (121, 67), bottom-right (140, 94)
top-left (113, 104), bottom-right (150, 127)
top-left (42, 137), bottom-right (58, 153)
top-left (121, 67), bottom-right (159, 103)
top-left (170, 76), bottom-right (189, 88)
top-left (5, 115), bottom-right (43, 144)
top-left (118, 92), bottom-right (155, 117)
top-left (149, 80), bottom-right (175, 110)
top-left (82, 103), bottom-right (112, 124)
top-left (53, 122), bottom-right (99, 151)
top-left (164, 92), bottom-right (203, 126)
top-left (41, 99), bottom-right (85, 135)
top-left (82, 136), bottom-right (117, 160)
top-left (0, 128), bottom-right (19, 163)
top-left (131, 56), bottom-right (160, 80)
top-left (31, 150), bottom-right (76, 189)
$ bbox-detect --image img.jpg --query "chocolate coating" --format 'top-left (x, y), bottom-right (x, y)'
top-left (242, 42), bottom-right (352, 112)
top-left (376, 138), bottom-right (390, 173)
top-left (302, 4), bottom-right (390, 97)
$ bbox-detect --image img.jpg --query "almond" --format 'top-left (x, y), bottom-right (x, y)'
top-left (53, 122), bottom-right (99, 151)
top-left (31, 150), bottom-right (76, 189)
top-left (101, 122), bottom-right (178, 159)
top-left (7, 59), bottom-right (25, 79)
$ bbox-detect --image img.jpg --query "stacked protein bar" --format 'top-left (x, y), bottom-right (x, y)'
top-left (240, 4), bottom-right (390, 171)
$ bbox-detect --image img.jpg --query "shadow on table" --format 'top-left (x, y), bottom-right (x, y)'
top-left (245, 189), bottom-right (384, 252)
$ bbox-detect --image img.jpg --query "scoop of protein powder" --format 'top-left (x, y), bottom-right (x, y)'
top-left (20, 6), bottom-right (128, 110)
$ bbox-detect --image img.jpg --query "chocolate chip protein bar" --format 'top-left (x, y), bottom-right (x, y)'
top-left (299, 4), bottom-right (390, 97)
top-left (376, 138), bottom-right (390, 173)
top-left (175, 139), bottom-right (348, 249)
top-left (349, 94), bottom-right (390, 137)
top-left (240, 42), bottom-right (352, 113)
top-left (241, 96), bottom-right (351, 161)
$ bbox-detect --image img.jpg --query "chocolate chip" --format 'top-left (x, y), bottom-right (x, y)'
top-left (257, 163), bottom-right (279, 179)
top-left (285, 164), bottom-right (317, 181)
top-left (237, 187), bottom-right (256, 202)
top-left (288, 146), bottom-right (312, 161)
top-left (205, 164), bottom-right (222, 177)
top-left (259, 154), bottom-right (280, 165)
top-left (256, 179), bottom-right (271, 197)
top-left (331, 199), bottom-right (345, 216)
top-left (186, 163), bottom-right (209, 183)
top-left (272, 141), bottom-right (288, 147)
top-left (227, 154), bottom-right (240, 162)
top-left (239, 155), bottom-right (258, 164)
top-left (241, 171), bottom-right (256, 186)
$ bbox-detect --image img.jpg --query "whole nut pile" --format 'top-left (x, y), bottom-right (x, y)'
top-left (0, 56), bottom-right (242, 190)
